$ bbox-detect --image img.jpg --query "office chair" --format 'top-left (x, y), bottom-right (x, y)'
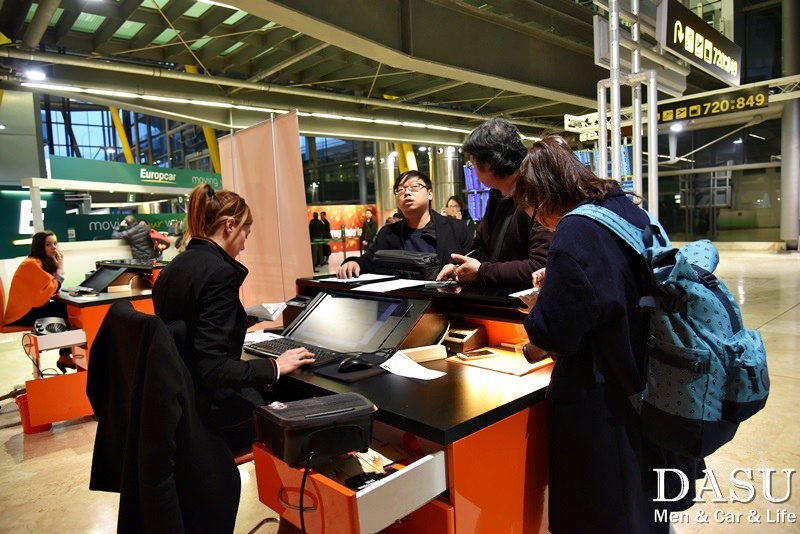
top-left (87, 300), bottom-right (241, 533)
top-left (0, 277), bottom-right (30, 404)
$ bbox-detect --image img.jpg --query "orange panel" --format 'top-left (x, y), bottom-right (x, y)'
top-left (467, 318), bottom-right (528, 346)
top-left (253, 443), bottom-right (361, 533)
top-left (25, 372), bottom-right (93, 426)
top-left (447, 403), bottom-right (549, 533)
top-left (384, 497), bottom-right (454, 534)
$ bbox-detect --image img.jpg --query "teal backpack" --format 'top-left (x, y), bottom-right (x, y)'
top-left (567, 204), bottom-right (770, 459)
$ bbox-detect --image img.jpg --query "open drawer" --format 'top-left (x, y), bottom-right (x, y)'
top-left (253, 443), bottom-right (448, 533)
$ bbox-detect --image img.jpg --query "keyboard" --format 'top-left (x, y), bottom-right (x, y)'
top-left (244, 337), bottom-right (345, 368)
top-left (62, 286), bottom-right (98, 295)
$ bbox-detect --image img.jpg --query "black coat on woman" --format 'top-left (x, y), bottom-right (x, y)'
top-left (153, 237), bottom-right (279, 449)
top-left (524, 190), bottom-right (702, 534)
top-left (343, 209), bottom-right (472, 278)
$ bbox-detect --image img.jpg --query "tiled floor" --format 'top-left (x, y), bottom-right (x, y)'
top-left (0, 249), bottom-right (797, 533)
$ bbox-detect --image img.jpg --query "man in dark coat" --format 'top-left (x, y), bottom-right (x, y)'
top-left (437, 118), bottom-right (552, 290)
top-left (112, 215), bottom-right (158, 261)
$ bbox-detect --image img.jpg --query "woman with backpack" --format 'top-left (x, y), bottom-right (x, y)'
top-left (513, 134), bottom-right (704, 533)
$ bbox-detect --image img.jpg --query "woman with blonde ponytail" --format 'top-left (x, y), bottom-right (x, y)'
top-left (153, 183), bottom-right (314, 451)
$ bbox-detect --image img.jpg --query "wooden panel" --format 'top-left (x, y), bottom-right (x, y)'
top-left (219, 112), bottom-right (314, 307)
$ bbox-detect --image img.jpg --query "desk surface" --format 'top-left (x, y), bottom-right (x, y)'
top-left (274, 358), bottom-right (550, 445)
top-left (296, 275), bottom-right (527, 322)
top-left (57, 288), bottom-right (153, 307)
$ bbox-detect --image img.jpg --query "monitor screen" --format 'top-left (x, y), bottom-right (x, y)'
top-left (285, 292), bottom-right (411, 354)
top-left (79, 266), bottom-right (127, 292)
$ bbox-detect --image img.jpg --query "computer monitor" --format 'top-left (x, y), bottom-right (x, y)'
top-left (282, 291), bottom-right (445, 354)
top-left (78, 266), bottom-right (127, 292)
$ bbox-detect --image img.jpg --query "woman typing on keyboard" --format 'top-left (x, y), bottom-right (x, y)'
top-left (153, 183), bottom-right (315, 451)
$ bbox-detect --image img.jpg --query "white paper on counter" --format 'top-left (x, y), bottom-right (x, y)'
top-left (380, 351), bottom-right (446, 380)
top-left (351, 279), bottom-right (429, 293)
top-left (244, 330), bottom-right (283, 344)
top-left (322, 273), bottom-right (395, 284)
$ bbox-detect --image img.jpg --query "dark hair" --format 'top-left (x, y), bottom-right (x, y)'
top-left (30, 231), bottom-right (58, 275)
top-left (462, 118), bottom-right (527, 178)
top-left (445, 195), bottom-right (465, 210)
top-left (185, 183), bottom-right (253, 244)
top-left (516, 134), bottom-right (627, 221)
top-left (393, 170), bottom-right (432, 192)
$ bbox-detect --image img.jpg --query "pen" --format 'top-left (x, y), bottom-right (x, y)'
top-left (453, 250), bottom-right (474, 265)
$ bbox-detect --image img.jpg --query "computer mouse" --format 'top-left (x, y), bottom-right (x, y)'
top-left (338, 356), bottom-right (374, 373)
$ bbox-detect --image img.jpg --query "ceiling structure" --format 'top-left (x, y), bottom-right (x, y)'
top-left (0, 0), bottom-right (736, 145)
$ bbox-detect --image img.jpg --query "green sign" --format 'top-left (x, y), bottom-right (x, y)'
top-left (0, 187), bottom-right (68, 260)
top-left (658, 88), bottom-right (769, 124)
top-left (49, 156), bottom-right (221, 190)
top-left (65, 213), bottom-right (183, 241)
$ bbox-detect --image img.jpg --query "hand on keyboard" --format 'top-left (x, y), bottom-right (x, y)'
top-left (276, 347), bottom-right (316, 374)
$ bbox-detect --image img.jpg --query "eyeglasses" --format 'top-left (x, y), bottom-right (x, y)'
top-left (394, 183), bottom-right (429, 195)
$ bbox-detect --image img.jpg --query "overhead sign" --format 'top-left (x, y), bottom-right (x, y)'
top-left (49, 156), bottom-right (221, 190)
top-left (657, 0), bottom-right (742, 86)
top-left (657, 87), bottom-right (769, 124)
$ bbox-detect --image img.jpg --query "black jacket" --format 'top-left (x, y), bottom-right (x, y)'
top-left (113, 221), bottom-right (157, 260)
top-left (153, 237), bottom-right (279, 435)
top-left (87, 300), bottom-right (240, 534)
top-left (473, 191), bottom-right (552, 290)
top-left (344, 209), bottom-right (472, 276)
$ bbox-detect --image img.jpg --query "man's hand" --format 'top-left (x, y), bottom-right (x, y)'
top-left (337, 261), bottom-right (361, 279)
top-left (451, 254), bottom-right (480, 284)
top-left (435, 263), bottom-right (457, 281)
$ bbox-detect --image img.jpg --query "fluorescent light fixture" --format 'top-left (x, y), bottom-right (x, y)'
top-left (190, 99), bottom-right (231, 108)
top-left (0, 122), bottom-right (6, 130)
top-left (24, 69), bottom-right (46, 81)
top-left (748, 133), bottom-right (766, 140)
top-left (21, 82), bottom-right (84, 92)
top-left (86, 88), bottom-right (138, 98)
top-left (141, 95), bottom-right (191, 104)
top-left (733, 137), bottom-right (743, 144)
top-left (669, 122), bottom-right (684, 132)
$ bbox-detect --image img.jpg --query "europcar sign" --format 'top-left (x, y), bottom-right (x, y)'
top-left (49, 156), bottom-right (221, 190)
top-left (657, 0), bottom-right (742, 86)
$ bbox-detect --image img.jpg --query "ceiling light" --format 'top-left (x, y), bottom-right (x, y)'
top-left (24, 68), bottom-right (46, 81)
top-left (733, 138), bottom-right (743, 144)
top-left (669, 122), bottom-right (684, 132)
top-left (748, 133), bottom-right (766, 140)
top-left (0, 122), bottom-right (6, 130)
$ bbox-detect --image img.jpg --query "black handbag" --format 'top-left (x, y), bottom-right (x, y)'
top-left (372, 250), bottom-right (439, 280)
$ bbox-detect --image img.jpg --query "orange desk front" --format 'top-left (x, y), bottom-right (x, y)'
top-left (24, 290), bottom-right (154, 427)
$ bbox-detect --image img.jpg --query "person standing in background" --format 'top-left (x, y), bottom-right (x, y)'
top-left (360, 208), bottom-right (378, 253)
top-left (308, 212), bottom-right (326, 270)
top-left (320, 211), bottom-right (332, 263)
top-left (514, 134), bottom-right (701, 533)
top-left (112, 215), bottom-right (158, 261)
top-left (5, 231), bottom-right (75, 373)
top-left (437, 118), bottom-right (552, 290)
top-left (153, 183), bottom-right (315, 452)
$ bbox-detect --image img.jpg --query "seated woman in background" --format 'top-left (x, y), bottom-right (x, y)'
top-left (441, 194), bottom-right (476, 236)
top-left (5, 231), bottom-right (75, 373)
top-left (337, 170), bottom-right (473, 279)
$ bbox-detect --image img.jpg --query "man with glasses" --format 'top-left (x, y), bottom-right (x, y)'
top-left (437, 118), bottom-right (552, 290)
top-left (337, 170), bottom-right (472, 279)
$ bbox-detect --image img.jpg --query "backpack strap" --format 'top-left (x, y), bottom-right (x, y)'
top-left (566, 203), bottom-right (670, 254)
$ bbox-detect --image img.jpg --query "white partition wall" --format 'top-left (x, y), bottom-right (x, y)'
top-left (219, 112), bottom-right (313, 308)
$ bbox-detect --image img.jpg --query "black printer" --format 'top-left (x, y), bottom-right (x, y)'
top-left (253, 392), bottom-right (377, 467)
